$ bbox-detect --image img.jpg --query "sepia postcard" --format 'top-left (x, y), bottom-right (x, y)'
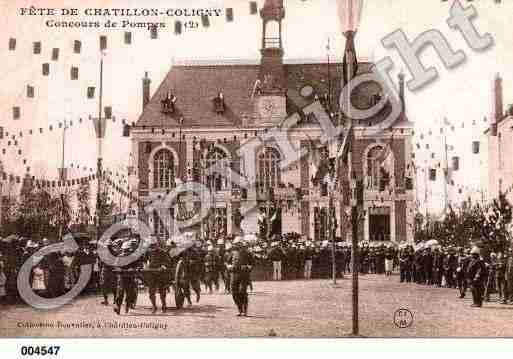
top-left (1, 0), bottom-right (513, 341)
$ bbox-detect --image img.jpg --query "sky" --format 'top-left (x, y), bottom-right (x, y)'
top-left (1, 0), bottom-right (512, 215)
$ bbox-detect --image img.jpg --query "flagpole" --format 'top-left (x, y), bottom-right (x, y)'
top-left (96, 53), bottom-right (104, 242)
top-left (59, 120), bottom-right (67, 240)
top-left (345, 29), bottom-right (359, 338)
top-left (326, 36), bottom-right (337, 285)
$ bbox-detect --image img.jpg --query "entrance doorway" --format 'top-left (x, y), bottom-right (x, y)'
top-left (369, 207), bottom-right (390, 242)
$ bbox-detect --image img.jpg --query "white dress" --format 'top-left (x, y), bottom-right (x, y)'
top-left (32, 267), bottom-right (46, 291)
top-left (385, 258), bottom-right (394, 272)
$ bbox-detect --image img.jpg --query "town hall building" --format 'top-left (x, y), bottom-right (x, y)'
top-left (130, 0), bottom-right (415, 244)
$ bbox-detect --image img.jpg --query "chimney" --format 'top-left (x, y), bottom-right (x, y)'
top-left (398, 72), bottom-right (405, 114)
top-left (491, 73), bottom-right (503, 136)
top-left (142, 71), bottom-right (151, 110)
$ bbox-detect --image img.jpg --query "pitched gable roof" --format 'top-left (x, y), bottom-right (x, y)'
top-left (136, 59), bottom-right (411, 129)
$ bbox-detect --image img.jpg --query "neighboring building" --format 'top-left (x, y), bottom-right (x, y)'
top-left (131, 0), bottom-right (414, 243)
top-left (487, 73), bottom-right (513, 203)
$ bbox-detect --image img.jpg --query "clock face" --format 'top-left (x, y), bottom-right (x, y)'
top-left (259, 98), bottom-right (275, 117)
top-left (300, 85), bottom-right (314, 98)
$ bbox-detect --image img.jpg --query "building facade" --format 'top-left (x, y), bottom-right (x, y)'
top-left (130, 0), bottom-right (414, 243)
top-left (487, 73), bottom-right (513, 203)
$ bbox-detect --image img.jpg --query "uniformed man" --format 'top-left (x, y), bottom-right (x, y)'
top-left (269, 240), bottom-right (284, 281)
top-left (227, 237), bottom-right (254, 316)
top-left (204, 245), bottom-right (219, 294)
top-left (457, 248), bottom-right (471, 298)
top-left (445, 247), bottom-right (458, 288)
top-left (146, 241), bottom-right (173, 313)
top-left (466, 246), bottom-right (487, 307)
top-left (100, 243), bottom-right (117, 306)
top-left (503, 248), bottom-right (513, 304)
top-left (223, 242), bottom-right (233, 293)
top-left (303, 241), bottom-right (314, 280)
top-left (484, 252), bottom-right (498, 302)
top-left (496, 252), bottom-right (507, 303)
top-left (114, 240), bottom-right (142, 315)
top-left (188, 243), bottom-right (203, 303)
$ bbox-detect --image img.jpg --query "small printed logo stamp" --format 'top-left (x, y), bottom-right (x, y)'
top-left (394, 308), bottom-right (414, 328)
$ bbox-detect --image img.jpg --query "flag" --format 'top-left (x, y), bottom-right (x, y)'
top-left (311, 158), bottom-right (331, 186)
top-left (342, 31), bottom-right (358, 84)
top-left (337, 125), bottom-right (354, 166)
top-left (93, 117), bottom-right (107, 139)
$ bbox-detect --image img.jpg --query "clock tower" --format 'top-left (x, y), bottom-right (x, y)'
top-left (255, 0), bottom-right (287, 126)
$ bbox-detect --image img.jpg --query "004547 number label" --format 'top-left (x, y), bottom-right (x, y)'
top-left (20, 346), bottom-right (60, 356)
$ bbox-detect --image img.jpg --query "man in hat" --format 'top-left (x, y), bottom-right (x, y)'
top-left (227, 237), bottom-right (253, 316)
top-left (503, 248), bottom-right (513, 304)
top-left (466, 246), bottom-right (487, 307)
top-left (204, 244), bottom-right (220, 294)
top-left (216, 238), bottom-right (226, 291)
top-left (190, 242), bottom-right (204, 302)
top-left (335, 243), bottom-right (346, 279)
top-left (456, 248), bottom-right (471, 298)
top-left (100, 244), bottom-right (117, 306)
top-left (269, 239), bottom-right (285, 281)
top-left (303, 241), bottom-right (314, 279)
top-left (484, 252), bottom-right (498, 302)
top-left (223, 242), bottom-right (232, 293)
top-left (496, 252), bottom-right (507, 303)
top-left (114, 240), bottom-right (142, 315)
top-left (146, 240), bottom-right (173, 313)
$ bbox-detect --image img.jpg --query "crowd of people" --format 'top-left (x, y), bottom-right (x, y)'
top-left (2, 232), bottom-right (510, 313)
top-left (0, 232), bottom-right (396, 308)
top-left (397, 244), bottom-right (513, 307)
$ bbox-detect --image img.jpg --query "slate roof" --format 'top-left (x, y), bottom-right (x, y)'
top-left (136, 60), bottom-right (412, 129)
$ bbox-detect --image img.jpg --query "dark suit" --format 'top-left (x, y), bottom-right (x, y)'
top-left (147, 247), bottom-right (172, 311)
top-left (228, 246), bottom-right (254, 315)
top-left (467, 255), bottom-right (487, 306)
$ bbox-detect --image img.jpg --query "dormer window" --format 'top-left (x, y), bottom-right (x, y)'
top-left (161, 90), bottom-right (177, 114)
top-left (213, 91), bottom-right (225, 114)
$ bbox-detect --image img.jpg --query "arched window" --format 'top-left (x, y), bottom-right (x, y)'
top-left (153, 149), bottom-right (174, 189)
top-left (205, 147), bottom-right (230, 191)
top-left (258, 147), bottom-right (281, 191)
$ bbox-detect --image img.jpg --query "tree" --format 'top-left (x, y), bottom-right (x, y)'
top-left (76, 182), bottom-right (91, 231)
top-left (0, 180), bottom-right (19, 236)
top-left (50, 190), bottom-right (72, 239)
top-left (97, 187), bottom-right (115, 233)
top-left (12, 176), bottom-right (73, 240)
top-left (480, 193), bottom-right (512, 253)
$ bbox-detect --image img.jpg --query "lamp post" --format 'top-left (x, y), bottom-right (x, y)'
top-left (337, 0), bottom-right (364, 337)
top-left (94, 52), bottom-right (106, 241)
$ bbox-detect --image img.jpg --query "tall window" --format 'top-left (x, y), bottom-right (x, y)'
top-left (258, 147), bottom-right (281, 191)
top-left (367, 146), bottom-right (384, 190)
top-left (153, 149), bottom-right (175, 189)
top-left (205, 147), bottom-right (229, 191)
